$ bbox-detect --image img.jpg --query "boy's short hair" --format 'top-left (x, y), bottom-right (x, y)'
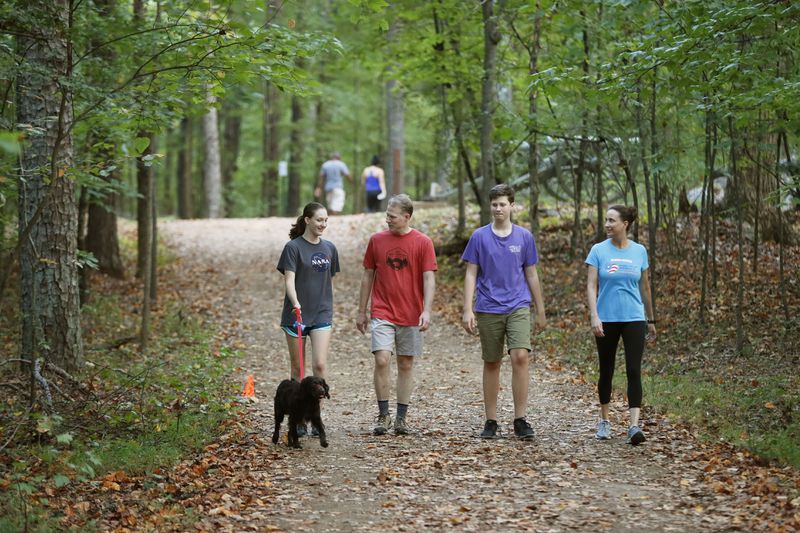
top-left (489, 183), bottom-right (515, 203)
top-left (388, 193), bottom-right (414, 216)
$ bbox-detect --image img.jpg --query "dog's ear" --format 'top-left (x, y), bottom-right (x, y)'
top-left (322, 379), bottom-right (330, 398)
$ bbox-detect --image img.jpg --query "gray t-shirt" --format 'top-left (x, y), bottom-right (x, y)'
top-left (277, 237), bottom-right (340, 328)
top-left (320, 159), bottom-right (350, 191)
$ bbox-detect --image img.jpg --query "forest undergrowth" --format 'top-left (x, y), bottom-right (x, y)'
top-left (0, 230), bottom-right (243, 532)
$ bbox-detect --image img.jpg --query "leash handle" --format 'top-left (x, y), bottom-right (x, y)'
top-left (294, 307), bottom-right (304, 379)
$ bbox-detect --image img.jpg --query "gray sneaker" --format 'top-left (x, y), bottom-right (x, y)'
top-left (627, 425), bottom-right (646, 445)
top-left (373, 414), bottom-right (393, 435)
top-left (595, 419), bottom-right (611, 440)
top-left (394, 416), bottom-right (409, 435)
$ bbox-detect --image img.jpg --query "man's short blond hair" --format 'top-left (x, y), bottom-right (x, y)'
top-left (387, 194), bottom-right (414, 216)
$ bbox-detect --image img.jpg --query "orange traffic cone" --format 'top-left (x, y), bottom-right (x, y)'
top-left (242, 375), bottom-right (255, 398)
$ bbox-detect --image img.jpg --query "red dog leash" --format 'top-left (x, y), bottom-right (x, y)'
top-left (294, 307), bottom-right (304, 379)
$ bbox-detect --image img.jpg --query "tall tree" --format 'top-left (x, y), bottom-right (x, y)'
top-left (221, 98), bottom-right (242, 217)
top-left (177, 116), bottom-right (193, 219)
top-left (261, 0), bottom-right (281, 216)
top-left (85, 0), bottom-right (125, 279)
top-left (527, 1), bottom-right (543, 233)
top-left (16, 0), bottom-right (83, 370)
top-left (570, 8), bottom-right (590, 259)
top-left (287, 92), bottom-right (304, 215)
top-left (133, 0), bottom-right (155, 278)
top-left (386, 13), bottom-right (405, 196)
top-left (479, 0), bottom-right (500, 225)
top-left (262, 82), bottom-right (280, 216)
top-left (203, 89), bottom-right (223, 218)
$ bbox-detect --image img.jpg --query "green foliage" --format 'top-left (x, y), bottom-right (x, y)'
top-left (646, 372), bottom-right (800, 468)
top-left (0, 236), bottom-right (238, 528)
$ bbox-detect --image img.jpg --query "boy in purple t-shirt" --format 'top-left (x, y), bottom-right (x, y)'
top-left (461, 183), bottom-right (547, 440)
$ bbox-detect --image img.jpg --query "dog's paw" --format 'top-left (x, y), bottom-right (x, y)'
top-left (320, 440), bottom-right (329, 448)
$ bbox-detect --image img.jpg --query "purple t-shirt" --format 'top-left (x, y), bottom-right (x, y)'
top-left (461, 224), bottom-right (539, 314)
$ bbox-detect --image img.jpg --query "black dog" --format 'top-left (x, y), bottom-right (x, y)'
top-left (272, 376), bottom-right (330, 449)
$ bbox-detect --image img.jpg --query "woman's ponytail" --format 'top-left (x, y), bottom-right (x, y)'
top-left (289, 202), bottom-right (326, 239)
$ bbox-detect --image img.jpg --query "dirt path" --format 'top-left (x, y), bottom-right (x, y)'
top-left (154, 213), bottom-right (771, 532)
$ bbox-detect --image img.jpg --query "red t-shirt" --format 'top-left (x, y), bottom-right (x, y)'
top-left (363, 229), bottom-right (438, 326)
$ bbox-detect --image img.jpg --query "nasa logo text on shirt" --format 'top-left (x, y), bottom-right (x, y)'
top-left (311, 252), bottom-right (331, 272)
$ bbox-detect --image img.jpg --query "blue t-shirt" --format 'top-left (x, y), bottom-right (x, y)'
top-left (461, 224), bottom-right (539, 314)
top-left (585, 239), bottom-right (648, 322)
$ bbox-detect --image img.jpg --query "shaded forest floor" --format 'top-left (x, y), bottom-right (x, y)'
top-left (2, 205), bottom-right (799, 531)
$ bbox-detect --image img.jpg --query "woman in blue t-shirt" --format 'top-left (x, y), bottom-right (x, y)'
top-left (586, 205), bottom-right (656, 445)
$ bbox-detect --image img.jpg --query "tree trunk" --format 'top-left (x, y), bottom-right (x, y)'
top-left (177, 116), bottom-right (193, 219)
top-left (261, 0), bottom-right (282, 216)
top-left (133, 0), bottom-right (155, 276)
top-left (571, 12), bottom-right (589, 259)
top-left (86, 164), bottom-right (125, 278)
top-left (77, 186), bottom-right (88, 305)
top-left (203, 90), bottom-right (223, 218)
top-left (595, 145), bottom-right (605, 243)
top-left (85, 0), bottom-right (124, 280)
top-left (451, 99), bottom-right (480, 213)
top-left (479, 0), bottom-right (500, 225)
top-left (149, 136), bottom-right (158, 303)
top-left (728, 117), bottom-right (746, 354)
top-left (528, 0), bottom-right (542, 234)
top-left (386, 15), bottom-right (405, 197)
top-left (457, 158), bottom-right (466, 238)
top-left (139, 155), bottom-right (154, 350)
top-left (135, 136), bottom-right (153, 277)
top-left (221, 99), bottom-right (242, 218)
top-left (710, 124), bottom-right (718, 289)
top-left (637, 81), bottom-right (657, 321)
top-left (699, 108), bottom-right (713, 325)
top-left (777, 131), bottom-right (789, 323)
top-left (352, 72), bottom-right (363, 213)
top-left (287, 93), bottom-right (303, 215)
top-left (752, 131), bottom-right (761, 274)
top-left (16, 0), bottom-right (83, 371)
top-left (650, 74), bottom-right (663, 239)
top-left (262, 81), bottom-right (280, 216)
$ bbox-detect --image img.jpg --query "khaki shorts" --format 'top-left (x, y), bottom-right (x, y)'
top-left (476, 307), bottom-right (531, 362)
top-left (326, 188), bottom-right (345, 212)
top-left (370, 318), bottom-right (423, 356)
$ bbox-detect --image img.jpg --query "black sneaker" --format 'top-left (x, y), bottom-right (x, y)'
top-left (296, 424), bottom-right (308, 437)
top-left (513, 417), bottom-right (534, 440)
top-left (310, 426), bottom-right (320, 437)
top-left (480, 419), bottom-right (499, 439)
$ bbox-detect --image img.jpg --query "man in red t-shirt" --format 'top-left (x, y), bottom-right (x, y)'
top-left (356, 194), bottom-right (437, 436)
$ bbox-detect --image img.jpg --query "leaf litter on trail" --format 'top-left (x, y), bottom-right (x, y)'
top-left (43, 214), bottom-right (800, 532)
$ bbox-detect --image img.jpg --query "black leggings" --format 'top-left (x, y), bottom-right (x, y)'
top-left (596, 321), bottom-right (646, 408)
top-left (366, 191), bottom-right (381, 212)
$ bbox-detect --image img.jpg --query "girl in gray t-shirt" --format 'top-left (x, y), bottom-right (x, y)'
top-left (277, 202), bottom-right (340, 382)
